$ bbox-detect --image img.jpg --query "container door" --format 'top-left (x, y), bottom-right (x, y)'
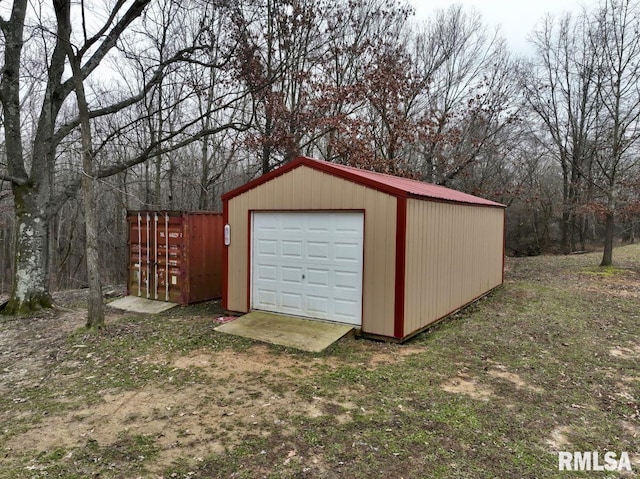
top-left (155, 214), bottom-right (184, 303)
top-left (128, 212), bottom-right (156, 299)
top-left (128, 212), bottom-right (183, 302)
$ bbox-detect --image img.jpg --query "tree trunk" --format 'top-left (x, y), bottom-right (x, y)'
top-left (3, 185), bottom-right (53, 315)
top-left (559, 162), bottom-right (571, 254)
top-left (2, 0), bottom-right (156, 317)
top-left (62, 10), bottom-right (104, 329)
top-left (154, 153), bottom-right (162, 208)
top-left (262, 141), bottom-right (272, 175)
top-left (0, 0), bottom-right (53, 315)
top-left (81, 172), bottom-right (104, 329)
top-left (600, 192), bottom-right (615, 267)
top-left (600, 210), bottom-right (615, 267)
top-left (199, 135), bottom-right (211, 210)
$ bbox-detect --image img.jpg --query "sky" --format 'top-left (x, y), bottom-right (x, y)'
top-left (410, 0), bottom-right (598, 55)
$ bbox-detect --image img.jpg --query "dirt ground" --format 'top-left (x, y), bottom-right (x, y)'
top-left (0, 288), bottom-right (428, 476)
top-left (1, 246), bottom-right (639, 478)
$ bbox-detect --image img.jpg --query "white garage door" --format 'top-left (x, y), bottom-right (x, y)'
top-left (251, 211), bottom-right (364, 326)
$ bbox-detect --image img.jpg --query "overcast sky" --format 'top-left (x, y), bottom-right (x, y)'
top-left (410, 0), bottom-right (598, 55)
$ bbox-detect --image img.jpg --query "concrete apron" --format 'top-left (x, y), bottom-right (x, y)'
top-left (107, 296), bottom-right (178, 314)
top-left (215, 311), bottom-right (354, 353)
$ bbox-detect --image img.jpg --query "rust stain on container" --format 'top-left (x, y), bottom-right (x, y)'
top-left (127, 211), bottom-right (223, 305)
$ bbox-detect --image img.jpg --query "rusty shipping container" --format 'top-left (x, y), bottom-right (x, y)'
top-left (127, 211), bottom-right (223, 305)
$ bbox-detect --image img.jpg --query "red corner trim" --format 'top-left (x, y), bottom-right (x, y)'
top-left (502, 209), bottom-right (506, 284)
top-left (394, 197), bottom-right (407, 339)
top-left (222, 198), bottom-right (229, 310)
top-left (246, 211), bottom-right (252, 311)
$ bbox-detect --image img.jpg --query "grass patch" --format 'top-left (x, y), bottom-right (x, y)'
top-left (579, 265), bottom-right (635, 276)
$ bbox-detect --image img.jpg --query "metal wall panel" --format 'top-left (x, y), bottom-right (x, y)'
top-left (403, 200), bottom-right (504, 336)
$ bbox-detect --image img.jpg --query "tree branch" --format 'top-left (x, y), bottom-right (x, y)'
top-left (47, 119), bottom-right (251, 215)
top-left (0, 173), bottom-right (28, 186)
top-left (57, 0), bottom-right (151, 101)
top-left (95, 121), bottom-right (251, 179)
top-left (52, 44), bottom-right (227, 146)
top-left (78, 0), bottom-right (127, 57)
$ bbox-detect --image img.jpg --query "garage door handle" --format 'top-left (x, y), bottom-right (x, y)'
top-left (302, 274), bottom-right (305, 279)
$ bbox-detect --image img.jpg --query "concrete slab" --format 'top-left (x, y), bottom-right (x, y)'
top-left (107, 296), bottom-right (178, 314)
top-left (215, 311), bottom-right (353, 352)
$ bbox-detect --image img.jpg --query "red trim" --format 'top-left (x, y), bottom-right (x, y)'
top-left (246, 211), bottom-right (252, 311)
top-left (222, 199), bottom-right (229, 310)
top-left (302, 158), bottom-right (409, 198)
top-left (222, 158), bottom-right (311, 201)
top-left (360, 209), bottom-right (366, 330)
top-left (502, 209), bottom-right (506, 284)
top-left (394, 197), bottom-right (407, 339)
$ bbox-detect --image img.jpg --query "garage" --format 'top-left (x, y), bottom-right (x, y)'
top-left (252, 211), bottom-right (364, 325)
top-left (222, 156), bottom-right (505, 342)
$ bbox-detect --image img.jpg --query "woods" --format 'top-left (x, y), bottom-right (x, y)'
top-left (1, 0), bottom-right (639, 315)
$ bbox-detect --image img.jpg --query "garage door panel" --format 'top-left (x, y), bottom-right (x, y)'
top-left (334, 242), bottom-right (361, 261)
top-left (282, 240), bottom-right (303, 258)
top-left (307, 214), bottom-right (330, 230)
top-left (307, 241), bottom-right (330, 259)
top-left (256, 264), bottom-right (277, 282)
top-left (282, 215), bottom-right (303, 231)
top-left (307, 268), bottom-right (329, 287)
top-left (334, 271), bottom-right (359, 290)
top-left (252, 212), bottom-right (363, 326)
top-left (335, 228), bottom-right (360, 236)
top-left (255, 222), bottom-right (277, 232)
top-left (281, 292), bottom-right (303, 310)
top-left (257, 239), bottom-right (278, 256)
top-left (333, 214), bottom-right (362, 232)
top-left (256, 289), bottom-right (277, 307)
top-left (334, 298), bottom-right (359, 319)
top-left (281, 266), bottom-right (303, 284)
top-left (307, 295), bottom-right (329, 315)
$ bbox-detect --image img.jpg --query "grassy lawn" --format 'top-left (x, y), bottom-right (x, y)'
top-left (0, 245), bottom-right (638, 478)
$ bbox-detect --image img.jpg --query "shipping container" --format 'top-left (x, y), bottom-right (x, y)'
top-left (127, 211), bottom-right (223, 305)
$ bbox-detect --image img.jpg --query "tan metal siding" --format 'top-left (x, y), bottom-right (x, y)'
top-left (226, 166), bottom-right (397, 337)
top-left (403, 200), bottom-right (504, 336)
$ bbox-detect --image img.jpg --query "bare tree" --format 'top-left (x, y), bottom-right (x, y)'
top-left (56, 0), bottom-right (105, 328)
top-left (525, 0), bottom-right (640, 263)
top-left (524, 11), bottom-right (601, 253)
top-left (416, 6), bottom-right (518, 187)
top-left (0, 0), bottom-right (249, 316)
top-left (591, 0), bottom-right (640, 266)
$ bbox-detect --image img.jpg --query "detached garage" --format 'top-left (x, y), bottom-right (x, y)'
top-left (222, 157), bottom-right (505, 341)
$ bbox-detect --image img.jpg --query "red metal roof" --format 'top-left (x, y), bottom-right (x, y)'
top-left (222, 156), bottom-right (505, 208)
